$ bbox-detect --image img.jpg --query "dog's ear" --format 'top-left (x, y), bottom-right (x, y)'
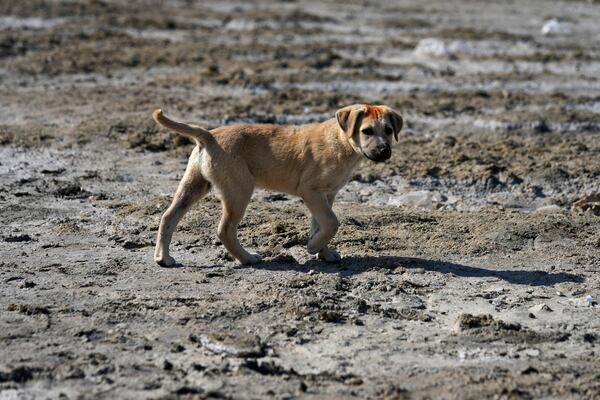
top-left (336, 105), bottom-right (366, 137)
top-left (386, 108), bottom-right (403, 141)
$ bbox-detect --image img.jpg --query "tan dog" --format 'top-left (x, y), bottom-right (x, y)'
top-left (152, 104), bottom-right (403, 267)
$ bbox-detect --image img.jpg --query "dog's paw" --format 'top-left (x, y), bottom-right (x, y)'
top-left (307, 242), bottom-right (320, 255)
top-left (241, 253), bottom-right (262, 265)
top-left (318, 248), bottom-right (341, 263)
top-left (155, 255), bottom-right (177, 268)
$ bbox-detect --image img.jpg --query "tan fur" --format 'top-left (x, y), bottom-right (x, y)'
top-left (152, 104), bottom-right (403, 266)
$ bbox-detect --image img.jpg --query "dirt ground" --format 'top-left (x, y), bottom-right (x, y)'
top-left (2, 0), bottom-right (600, 399)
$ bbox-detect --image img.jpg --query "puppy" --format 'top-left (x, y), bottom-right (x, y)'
top-left (152, 104), bottom-right (402, 266)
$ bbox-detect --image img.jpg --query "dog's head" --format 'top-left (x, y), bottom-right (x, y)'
top-left (336, 104), bottom-right (403, 162)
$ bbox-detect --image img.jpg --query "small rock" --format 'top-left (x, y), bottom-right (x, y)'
top-left (298, 381), bottom-right (307, 392)
top-left (541, 18), bottom-right (572, 35)
top-left (388, 190), bottom-right (441, 210)
top-left (572, 194), bottom-right (600, 215)
top-left (585, 295), bottom-right (597, 306)
top-left (162, 359), bottom-right (173, 371)
top-left (534, 205), bottom-right (564, 214)
top-left (55, 365), bottom-right (85, 380)
top-left (197, 332), bottom-right (264, 358)
top-left (242, 358), bottom-right (291, 375)
top-left (414, 38), bottom-right (448, 57)
top-left (40, 167), bottom-right (66, 175)
top-left (285, 327), bottom-right (298, 337)
top-left (92, 365), bottom-right (114, 376)
top-left (520, 366), bottom-right (539, 375)
top-left (4, 234), bottom-right (34, 243)
top-left (524, 348), bottom-right (540, 358)
top-left (391, 295), bottom-right (426, 310)
top-left (453, 313), bottom-right (521, 333)
top-left (171, 343), bottom-right (185, 353)
top-left (7, 304), bottom-right (49, 315)
top-left (568, 296), bottom-right (596, 307)
top-left (344, 377), bottom-right (363, 386)
top-left (122, 240), bottom-right (150, 249)
top-left (18, 281), bottom-right (36, 289)
top-left (319, 310), bottom-right (344, 323)
top-left (529, 303), bottom-right (553, 313)
top-left (356, 299), bottom-right (368, 314)
top-left (0, 366), bottom-right (38, 383)
top-left (582, 333), bottom-right (597, 343)
top-left (453, 313), bottom-right (494, 332)
top-left (190, 363), bottom-right (205, 372)
top-left (54, 184), bottom-right (91, 199)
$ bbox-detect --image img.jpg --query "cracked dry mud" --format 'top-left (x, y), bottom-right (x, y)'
top-left (1, 0), bottom-right (600, 399)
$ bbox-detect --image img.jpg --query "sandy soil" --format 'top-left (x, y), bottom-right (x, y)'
top-left (2, 0), bottom-right (600, 399)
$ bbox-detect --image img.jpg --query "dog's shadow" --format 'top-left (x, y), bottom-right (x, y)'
top-left (245, 255), bottom-right (584, 286)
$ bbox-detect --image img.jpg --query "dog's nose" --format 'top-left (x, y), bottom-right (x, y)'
top-left (379, 146), bottom-right (391, 160)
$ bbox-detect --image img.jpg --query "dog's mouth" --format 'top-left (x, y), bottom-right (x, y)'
top-left (362, 150), bottom-right (391, 163)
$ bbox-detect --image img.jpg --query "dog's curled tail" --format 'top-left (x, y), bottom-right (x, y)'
top-left (152, 109), bottom-right (215, 146)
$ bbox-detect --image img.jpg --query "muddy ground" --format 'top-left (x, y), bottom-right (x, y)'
top-left (2, 0), bottom-right (600, 399)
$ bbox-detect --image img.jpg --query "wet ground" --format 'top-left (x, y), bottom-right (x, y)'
top-left (2, 0), bottom-right (600, 398)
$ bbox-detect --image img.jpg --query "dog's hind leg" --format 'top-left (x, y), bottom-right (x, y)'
top-left (155, 150), bottom-right (211, 267)
top-left (216, 182), bottom-right (261, 265)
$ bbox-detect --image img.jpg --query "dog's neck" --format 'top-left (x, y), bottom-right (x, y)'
top-left (320, 118), bottom-right (363, 164)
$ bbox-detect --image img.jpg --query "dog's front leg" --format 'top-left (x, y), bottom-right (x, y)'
top-left (309, 192), bottom-right (337, 239)
top-left (302, 191), bottom-right (341, 262)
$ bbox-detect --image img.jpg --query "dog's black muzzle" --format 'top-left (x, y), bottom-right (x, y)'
top-left (364, 146), bottom-right (391, 163)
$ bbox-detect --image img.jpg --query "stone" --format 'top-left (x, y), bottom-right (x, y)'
top-left (572, 194), bottom-right (600, 215)
top-left (528, 303), bottom-right (553, 313)
top-left (414, 38), bottom-right (448, 57)
top-left (533, 205), bottom-right (564, 214)
top-left (198, 332), bottom-right (264, 358)
top-left (388, 190), bottom-right (441, 209)
top-left (453, 313), bottom-right (521, 333)
top-left (541, 19), bottom-right (572, 35)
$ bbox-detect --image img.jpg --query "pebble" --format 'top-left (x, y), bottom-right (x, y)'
top-left (568, 297), bottom-right (596, 307)
top-left (388, 190), bottom-right (441, 210)
top-left (585, 295), bottom-right (596, 306)
top-left (541, 18), bottom-right (572, 35)
top-left (197, 332), bottom-right (265, 358)
top-left (414, 38), bottom-right (448, 57)
top-left (162, 359), bottom-right (173, 371)
top-left (528, 303), bottom-right (553, 313)
top-left (453, 313), bottom-right (521, 333)
top-left (533, 205), bottom-right (564, 214)
top-left (571, 194), bottom-right (600, 215)
top-left (524, 348), bottom-right (540, 358)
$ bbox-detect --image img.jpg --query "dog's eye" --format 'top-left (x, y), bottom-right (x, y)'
top-left (385, 126), bottom-right (394, 135)
top-left (361, 127), bottom-right (374, 136)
